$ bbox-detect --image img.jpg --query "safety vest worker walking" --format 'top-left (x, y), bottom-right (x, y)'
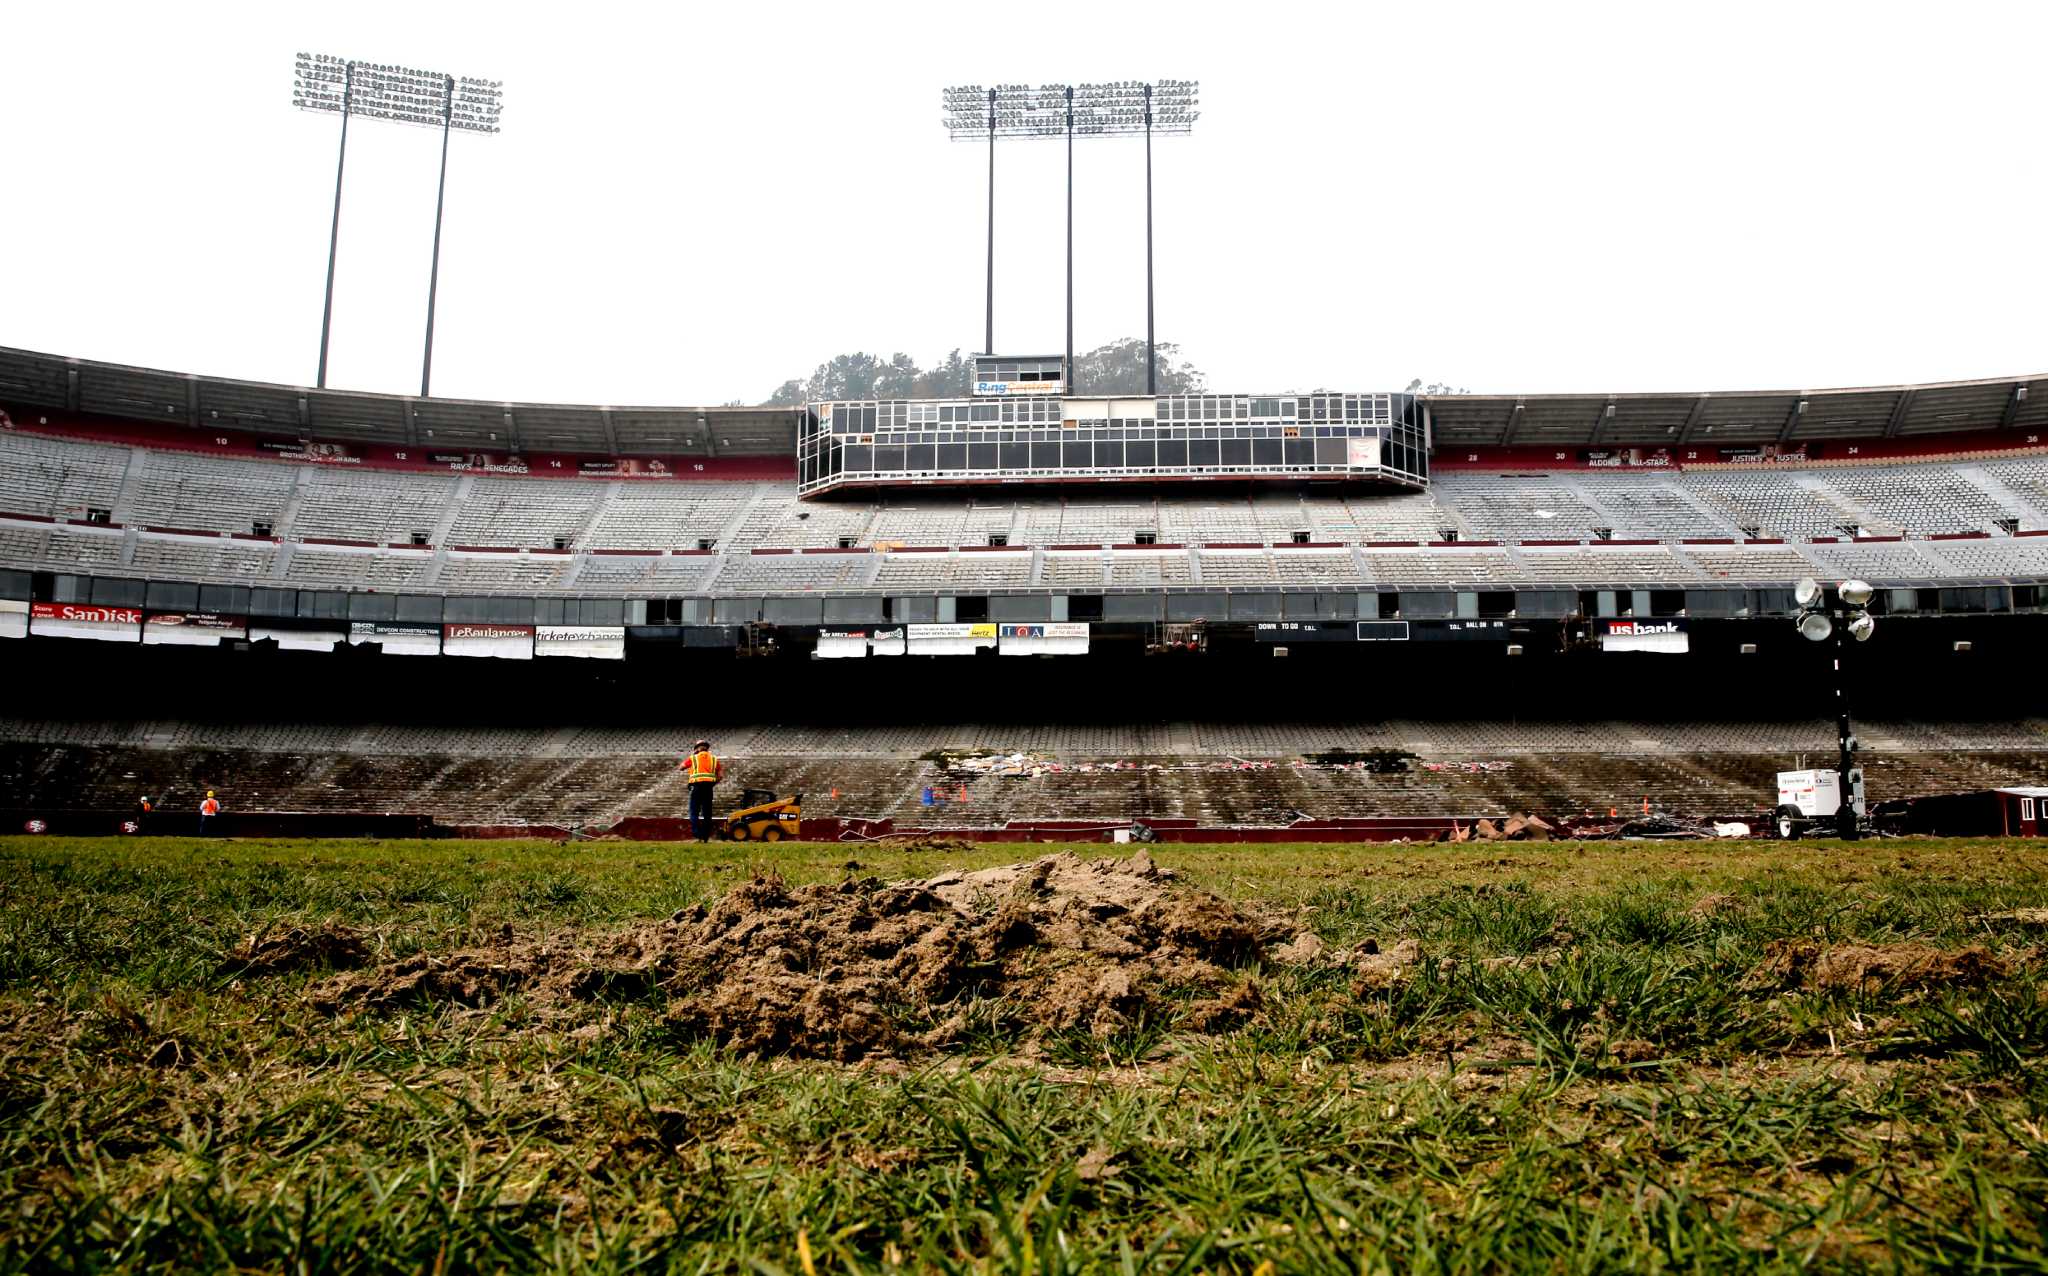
top-left (681, 740), bottom-right (724, 842)
top-left (199, 790), bottom-right (221, 835)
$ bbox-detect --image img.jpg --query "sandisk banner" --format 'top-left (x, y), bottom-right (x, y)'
top-left (999, 622), bottom-right (1090, 655)
top-left (1601, 619), bottom-right (1689, 654)
top-left (143, 612), bottom-right (248, 646)
top-left (30, 602), bottom-right (142, 643)
top-left (906, 622), bottom-right (997, 656)
top-left (534, 624), bottom-right (626, 660)
top-left (252, 625), bottom-right (344, 652)
top-left (348, 620), bottom-right (441, 656)
top-left (0, 598), bottom-right (25, 640)
top-left (443, 623), bottom-right (535, 660)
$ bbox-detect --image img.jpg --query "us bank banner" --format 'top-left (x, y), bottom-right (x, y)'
top-left (1600, 619), bottom-right (1689, 654)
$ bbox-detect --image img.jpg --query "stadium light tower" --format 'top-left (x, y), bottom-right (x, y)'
top-left (293, 53), bottom-right (504, 395)
top-left (942, 80), bottom-right (1198, 393)
top-left (1794, 577), bottom-right (1877, 840)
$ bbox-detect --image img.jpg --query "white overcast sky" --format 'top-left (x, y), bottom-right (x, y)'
top-left (3, 1), bottom-right (2043, 407)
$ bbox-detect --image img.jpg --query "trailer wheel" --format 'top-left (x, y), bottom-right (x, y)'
top-left (1774, 805), bottom-right (1801, 839)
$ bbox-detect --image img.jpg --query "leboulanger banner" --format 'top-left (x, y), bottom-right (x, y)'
top-left (252, 625), bottom-right (344, 652)
top-left (534, 624), bottom-right (625, 660)
top-left (0, 598), bottom-right (25, 640)
top-left (443, 623), bottom-right (535, 660)
top-left (906, 622), bottom-right (998, 656)
top-left (1601, 619), bottom-right (1689, 654)
top-left (30, 602), bottom-right (142, 643)
top-left (143, 612), bottom-right (248, 646)
top-left (998, 622), bottom-right (1089, 655)
top-left (348, 620), bottom-right (441, 656)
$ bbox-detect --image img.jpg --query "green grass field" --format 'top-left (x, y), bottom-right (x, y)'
top-left (3, 835), bottom-right (2047, 1273)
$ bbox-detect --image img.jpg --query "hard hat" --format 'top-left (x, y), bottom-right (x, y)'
top-left (694, 738), bottom-right (710, 748)
top-left (206, 790), bottom-right (215, 797)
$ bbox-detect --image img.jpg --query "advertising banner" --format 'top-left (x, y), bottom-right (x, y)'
top-left (1345, 437), bottom-right (1382, 469)
top-left (348, 620), bottom-right (442, 656)
top-left (907, 622), bottom-right (998, 656)
top-left (870, 626), bottom-right (906, 656)
top-left (1601, 619), bottom-right (1689, 654)
top-left (0, 598), bottom-right (25, 641)
top-left (251, 625), bottom-right (345, 652)
top-left (424, 451), bottom-right (530, 475)
top-left (998, 622), bottom-right (1089, 655)
top-left (973, 380), bottom-right (1062, 396)
top-left (143, 612), bottom-right (248, 646)
top-left (29, 602), bottom-right (142, 643)
top-left (443, 623), bottom-right (535, 660)
top-left (534, 625), bottom-right (626, 660)
top-left (1718, 444), bottom-right (1810, 465)
top-left (578, 458), bottom-right (672, 477)
top-left (1255, 621), bottom-right (1355, 643)
top-left (814, 629), bottom-right (870, 659)
top-left (1583, 447), bottom-right (1672, 469)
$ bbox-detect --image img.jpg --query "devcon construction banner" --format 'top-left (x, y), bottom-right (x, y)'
top-left (999, 622), bottom-right (1090, 655)
top-left (443, 623), bottom-right (535, 660)
top-left (534, 625), bottom-right (625, 660)
top-left (251, 625), bottom-right (345, 652)
top-left (906, 622), bottom-right (997, 656)
top-left (30, 602), bottom-right (142, 643)
top-left (1601, 619), bottom-right (1689, 654)
top-left (348, 621), bottom-right (441, 656)
top-left (143, 612), bottom-right (248, 647)
top-left (0, 599), bottom-right (25, 640)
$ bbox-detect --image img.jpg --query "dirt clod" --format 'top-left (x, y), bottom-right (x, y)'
top-left (1752, 941), bottom-right (2008, 994)
top-left (310, 852), bottom-right (1307, 1061)
top-left (224, 923), bottom-right (371, 976)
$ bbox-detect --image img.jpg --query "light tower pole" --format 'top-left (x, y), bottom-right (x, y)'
top-left (292, 53), bottom-right (504, 395)
top-left (942, 81), bottom-right (1199, 392)
top-left (1794, 577), bottom-right (1878, 840)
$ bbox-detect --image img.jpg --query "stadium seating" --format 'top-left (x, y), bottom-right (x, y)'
top-left (11, 425), bottom-right (2048, 595)
top-left (0, 431), bottom-right (127, 519)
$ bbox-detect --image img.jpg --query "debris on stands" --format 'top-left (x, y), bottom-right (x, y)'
top-left (929, 751), bottom-right (1509, 779)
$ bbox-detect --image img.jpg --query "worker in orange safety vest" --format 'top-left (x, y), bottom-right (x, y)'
top-left (199, 790), bottom-right (221, 836)
top-left (681, 740), bottom-right (725, 842)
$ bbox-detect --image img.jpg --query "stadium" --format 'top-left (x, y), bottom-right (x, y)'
top-left (4, 345), bottom-right (2048, 840)
top-left (9, 16), bottom-right (2048, 1271)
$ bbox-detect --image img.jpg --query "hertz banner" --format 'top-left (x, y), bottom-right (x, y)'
top-left (30, 602), bottom-right (142, 643)
top-left (443, 623), bottom-right (535, 660)
top-left (906, 622), bottom-right (998, 656)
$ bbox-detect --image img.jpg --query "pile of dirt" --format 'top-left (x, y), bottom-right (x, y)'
top-left (1751, 940), bottom-right (2009, 994)
top-left (309, 851), bottom-right (1301, 1061)
top-left (223, 923), bottom-right (371, 976)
